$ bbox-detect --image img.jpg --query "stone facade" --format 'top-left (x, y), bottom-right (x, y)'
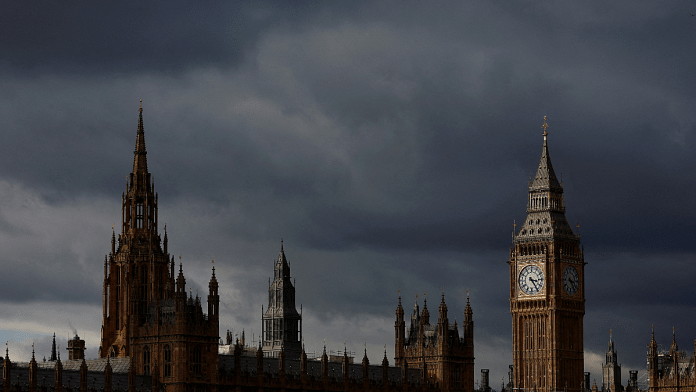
top-left (509, 118), bottom-right (585, 392)
top-left (394, 293), bottom-right (475, 392)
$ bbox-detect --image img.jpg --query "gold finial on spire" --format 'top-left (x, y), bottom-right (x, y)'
top-left (139, 99), bottom-right (143, 113)
top-left (542, 116), bottom-right (548, 140)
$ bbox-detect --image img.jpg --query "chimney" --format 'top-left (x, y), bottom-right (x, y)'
top-left (67, 334), bottom-right (85, 361)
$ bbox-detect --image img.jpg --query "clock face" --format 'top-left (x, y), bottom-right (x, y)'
top-left (563, 266), bottom-right (579, 295)
top-left (518, 265), bottom-right (545, 295)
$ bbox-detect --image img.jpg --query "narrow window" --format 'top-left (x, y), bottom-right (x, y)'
top-left (143, 346), bottom-right (150, 375)
top-left (164, 345), bottom-right (171, 378)
top-left (193, 346), bottom-right (202, 376)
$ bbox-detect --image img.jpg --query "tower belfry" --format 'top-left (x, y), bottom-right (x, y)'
top-left (262, 240), bottom-right (302, 359)
top-left (509, 117), bottom-right (585, 392)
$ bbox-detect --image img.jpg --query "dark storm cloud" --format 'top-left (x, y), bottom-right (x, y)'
top-left (0, 0), bottom-right (695, 383)
top-left (0, 2), bottom-right (362, 75)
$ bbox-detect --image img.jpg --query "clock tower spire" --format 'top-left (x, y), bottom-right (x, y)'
top-left (508, 117), bottom-right (585, 392)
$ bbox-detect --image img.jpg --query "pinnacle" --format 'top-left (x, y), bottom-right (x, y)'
top-left (132, 101), bottom-right (148, 175)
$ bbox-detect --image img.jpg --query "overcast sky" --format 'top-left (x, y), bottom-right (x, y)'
top-left (0, 1), bottom-right (695, 387)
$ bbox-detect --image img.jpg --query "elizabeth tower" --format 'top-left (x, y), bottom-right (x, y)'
top-left (508, 118), bottom-right (585, 392)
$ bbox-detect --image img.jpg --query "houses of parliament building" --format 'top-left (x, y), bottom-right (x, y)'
top-left (0, 105), bottom-right (693, 392)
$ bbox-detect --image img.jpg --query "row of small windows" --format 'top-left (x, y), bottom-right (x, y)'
top-left (521, 227), bottom-right (551, 235)
top-left (518, 245), bottom-right (546, 256)
top-left (518, 244), bottom-right (578, 257)
top-left (529, 194), bottom-right (563, 210)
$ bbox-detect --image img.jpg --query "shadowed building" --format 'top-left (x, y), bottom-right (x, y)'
top-left (394, 292), bottom-right (475, 392)
top-left (99, 103), bottom-right (219, 392)
top-left (509, 117), bottom-right (585, 392)
top-left (648, 328), bottom-right (696, 392)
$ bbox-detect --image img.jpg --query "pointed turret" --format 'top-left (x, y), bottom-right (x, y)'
top-left (438, 290), bottom-right (448, 324)
top-left (394, 293), bottom-right (405, 366)
top-left (437, 290), bottom-right (449, 343)
top-left (208, 261), bottom-right (219, 319)
top-left (420, 297), bottom-right (430, 325)
top-left (670, 327), bottom-right (679, 356)
top-left (463, 291), bottom-right (473, 341)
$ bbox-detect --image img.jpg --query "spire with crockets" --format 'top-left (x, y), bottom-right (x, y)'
top-left (516, 117), bottom-right (577, 242)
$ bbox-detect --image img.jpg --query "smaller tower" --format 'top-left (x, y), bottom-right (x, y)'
top-left (262, 240), bottom-right (302, 359)
top-left (395, 294), bottom-right (405, 366)
top-left (67, 334), bottom-right (86, 361)
top-left (602, 331), bottom-right (622, 392)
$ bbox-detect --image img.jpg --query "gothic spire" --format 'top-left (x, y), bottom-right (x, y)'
top-left (531, 116), bottom-right (562, 192)
top-left (277, 239), bottom-right (289, 275)
top-left (50, 333), bottom-right (57, 361)
top-left (438, 289), bottom-right (448, 321)
top-left (517, 117), bottom-right (576, 240)
top-left (133, 100), bottom-right (148, 175)
top-left (670, 327), bottom-right (678, 355)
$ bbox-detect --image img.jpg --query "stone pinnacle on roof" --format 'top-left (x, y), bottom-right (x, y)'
top-left (132, 99), bottom-right (148, 175)
top-left (531, 116), bottom-right (562, 192)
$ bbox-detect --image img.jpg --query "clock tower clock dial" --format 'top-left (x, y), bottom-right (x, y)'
top-left (563, 266), bottom-right (579, 295)
top-left (508, 117), bottom-right (585, 392)
top-left (519, 265), bottom-right (545, 295)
